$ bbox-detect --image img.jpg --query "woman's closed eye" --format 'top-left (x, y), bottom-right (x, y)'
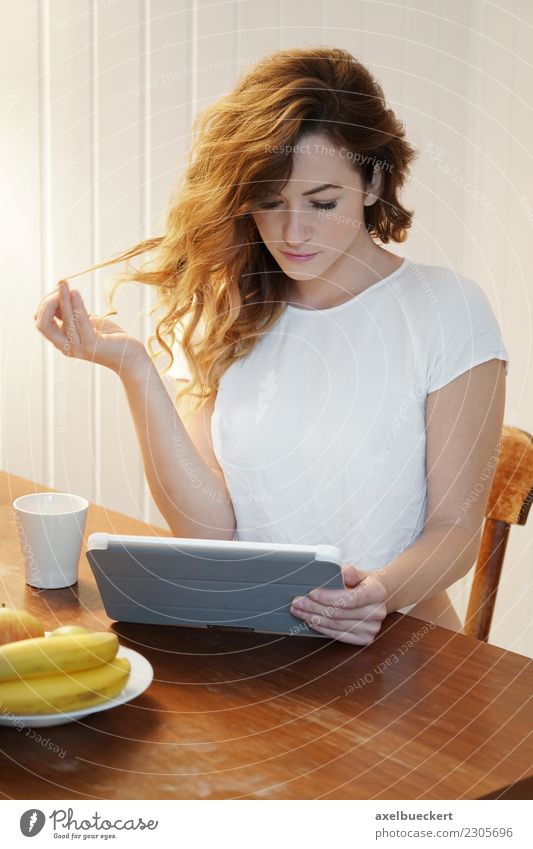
top-left (259, 200), bottom-right (338, 211)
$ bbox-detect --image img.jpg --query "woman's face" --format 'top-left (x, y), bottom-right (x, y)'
top-left (250, 131), bottom-right (381, 281)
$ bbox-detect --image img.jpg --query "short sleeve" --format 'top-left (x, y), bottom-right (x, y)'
top-left (425, 274), bottom-right (510, 393)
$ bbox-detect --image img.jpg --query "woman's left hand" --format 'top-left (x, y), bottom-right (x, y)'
top-left (290, 564), bottom-right (388, 645)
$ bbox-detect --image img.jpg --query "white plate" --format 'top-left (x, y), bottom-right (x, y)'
top-left (0, 635), bottom-right (154, 728)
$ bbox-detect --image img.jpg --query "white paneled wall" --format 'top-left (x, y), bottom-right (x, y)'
top-left (1, 0), bottom-right (531, 656)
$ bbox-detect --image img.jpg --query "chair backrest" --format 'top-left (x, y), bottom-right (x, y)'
top-left (464, 425), bottom-right (533, 641)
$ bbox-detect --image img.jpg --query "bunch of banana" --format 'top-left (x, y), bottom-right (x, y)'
top-left (0, 631), bottom-right (130, 715)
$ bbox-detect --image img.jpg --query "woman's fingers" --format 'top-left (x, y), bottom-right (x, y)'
top-left (291, 574), bottom-right (388, 643)
top-left (57, 280), bottom-right (80, 355)
top-left (341, 563), bottom-right (367, 587)
top-left (68, 289), bottom-right (97, 352)
top-left (300, 606), bottom-right (384, 642)
top-left (34, 282), bottom-right (96, 359)
top-left (291, 597), bottom-right (382, 620)
top-left (308, 573), bottom-right (387, 609)
top-left (291, 596), bottom-right (375, 620)
top-left (33, 288), bottom-right (70, 351)
top-left (292, 608), bottom-right (382, 635)
top-left (307, 621), bottom-right (375, 645)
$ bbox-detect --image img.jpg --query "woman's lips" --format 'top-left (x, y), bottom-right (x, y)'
top-left (281, 250), bottom-right (319, 262)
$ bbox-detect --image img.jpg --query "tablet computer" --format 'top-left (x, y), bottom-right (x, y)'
top-left (86, 533), bottom-right (344, 637)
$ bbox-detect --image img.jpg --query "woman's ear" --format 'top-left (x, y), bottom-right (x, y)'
top-left (363, 164), bottom-right (384, 207)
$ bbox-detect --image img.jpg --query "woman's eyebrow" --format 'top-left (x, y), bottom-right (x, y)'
top-left (302, 182), bottom-right (342, 196)
top-left (267, 182), bottom-right (342, 198)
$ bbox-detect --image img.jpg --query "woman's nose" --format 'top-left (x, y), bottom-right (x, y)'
top-left (282, 208), bottom-right (311, 245)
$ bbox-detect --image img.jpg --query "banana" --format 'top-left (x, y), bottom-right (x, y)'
top-left (0, 632), bottom-right (119, 682)
top-left (49, 625), bottom-right (91, 637)
top-left (0, 656), bottom-right (131, 714)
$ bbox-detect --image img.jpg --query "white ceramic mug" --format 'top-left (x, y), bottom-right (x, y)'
top-left (12, 492), bottom-right (89, 589)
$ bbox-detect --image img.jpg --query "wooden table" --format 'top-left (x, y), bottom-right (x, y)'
top-left (0, 471), bottom-right (532, 800)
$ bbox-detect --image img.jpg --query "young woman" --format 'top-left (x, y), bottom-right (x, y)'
top-left (34, 46), bottom-right (509, 644)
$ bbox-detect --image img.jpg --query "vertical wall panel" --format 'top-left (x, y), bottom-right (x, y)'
top-left (279, 0), bottom-right (322, 49)
top-left (95, 0), bottom-right (146, 521)
top-left (145, 0), bottom-right (193, 524)
top-left (1, 1), bottom-right (46, 487)
top-left (449, 0), bottom-right (533, 657)
top-left (236, 0), bottom-right (279, 61)
top-left (48, 0), bottom-right (95, 502)
top-left (194, 0), bottom-right (240, 109)
top-left (396, 8), bottom-right (439, 266)
top-left (149, 0), bottom-right (192, 228)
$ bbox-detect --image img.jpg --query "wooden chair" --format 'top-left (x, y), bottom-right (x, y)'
top-left (464, 425), bottom-right (533, 641)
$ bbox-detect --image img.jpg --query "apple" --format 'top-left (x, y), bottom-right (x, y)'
top-left (0, 604), bottom-right (45, 645)
top-left (49, 624), bottom-right (91, 637)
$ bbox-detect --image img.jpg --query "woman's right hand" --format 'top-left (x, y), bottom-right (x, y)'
top-left (33, 279), bottom-right (148, 376)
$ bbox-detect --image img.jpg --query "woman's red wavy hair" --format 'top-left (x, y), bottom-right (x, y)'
top-left (65, 46), bottom-right (417, 408)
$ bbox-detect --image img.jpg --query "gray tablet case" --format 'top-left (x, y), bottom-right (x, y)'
top-left (86, 533), bottom-right (344, 637)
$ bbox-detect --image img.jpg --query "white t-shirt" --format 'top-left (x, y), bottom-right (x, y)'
top-left (173, 258), bottom-right (509, 600)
